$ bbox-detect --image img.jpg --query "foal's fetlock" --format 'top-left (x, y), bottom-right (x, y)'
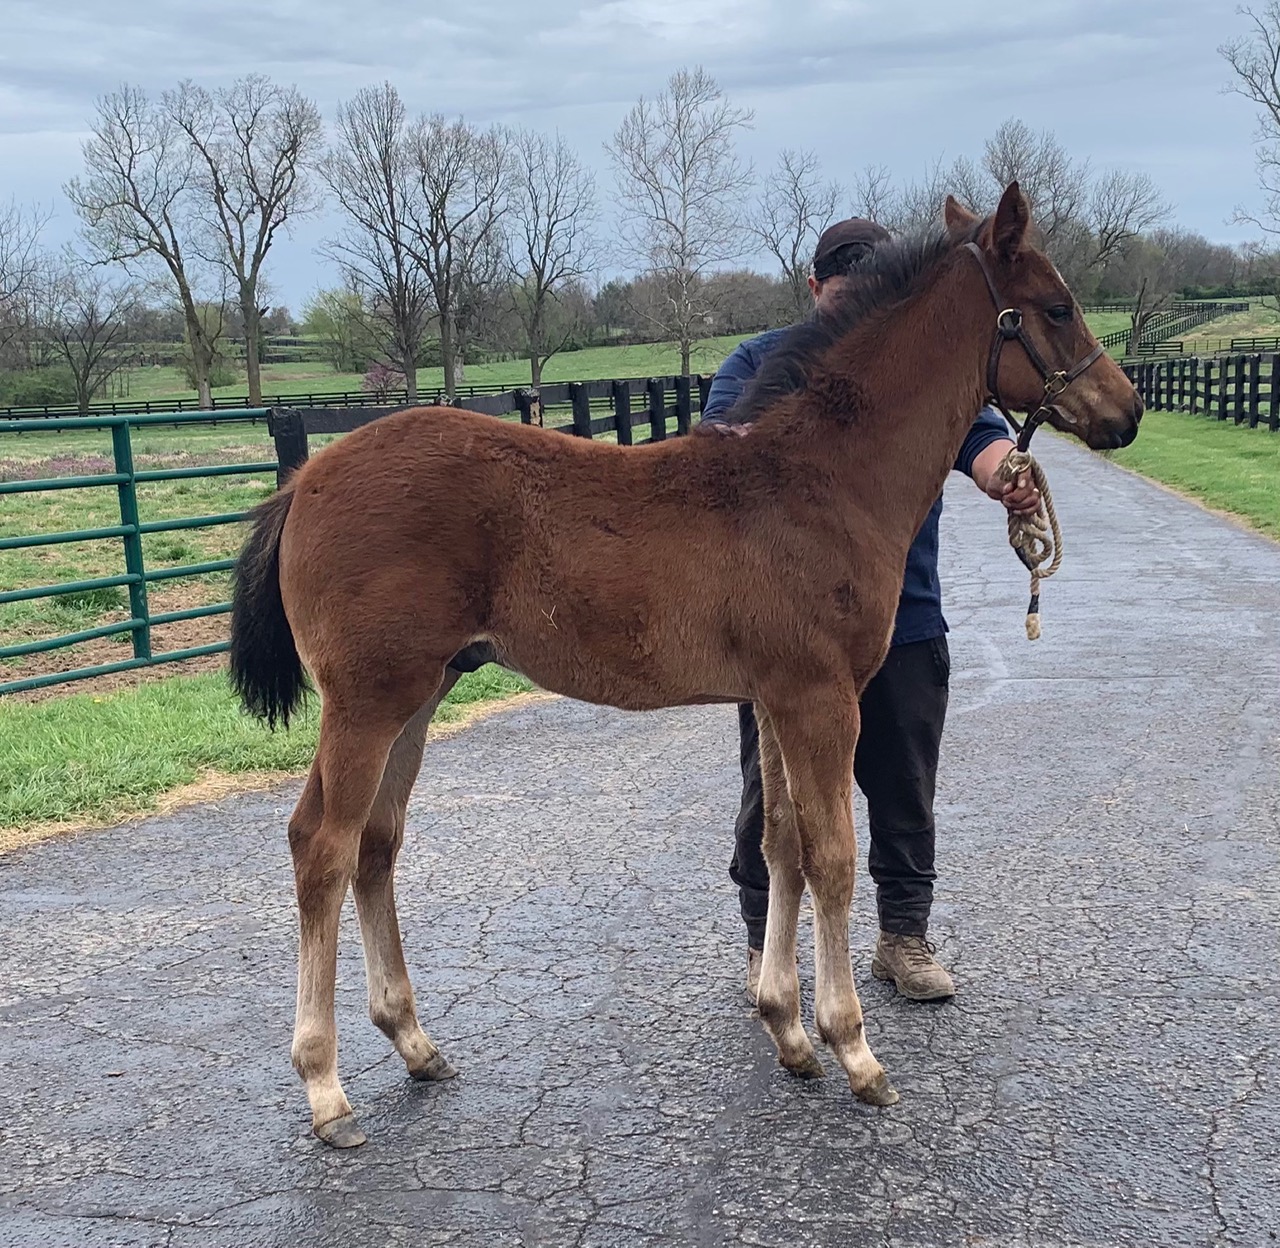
top-left (758, 994), bottom-right (824, 1079)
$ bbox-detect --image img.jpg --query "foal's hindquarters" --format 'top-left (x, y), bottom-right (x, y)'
top-left (751, 687), bottom-right (899, 1108)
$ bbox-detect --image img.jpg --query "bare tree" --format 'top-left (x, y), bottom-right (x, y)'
top-left (65, 86), bottom-right (222, 407)
top-left (0, 201), bottom-right (51, 358)
top-left (849, 164), bottom-right (898, 228)
top-left (983, 119), bottom-right (1090, 245)
top-left (322, 83), bottom-right (433, 401)
top-left (506, 129), bottom-right (597, 384)
top-left (753, 149), bottom-right (841, 319)
top-left (38, 256), bottom-right (142, 413)
top-left (1222, 3), bottom-right (1280, 233)
top-left (1087, 168), bottom-right (1169, 267)
top-left (169, 75), bottom-right (323, 404)
top-left (400, 115), bottom-right (508, 400)
top-left (607, 67), bottom-right (754, 375)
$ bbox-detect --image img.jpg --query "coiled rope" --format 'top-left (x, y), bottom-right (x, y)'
top-left (993, 449), bottom-right (1062, 641)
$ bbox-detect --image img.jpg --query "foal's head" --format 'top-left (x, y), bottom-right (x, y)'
top-left (947, 183), bottom-right (1142, 451)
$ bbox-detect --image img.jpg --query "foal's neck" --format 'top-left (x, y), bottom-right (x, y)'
top-left (819, 256), bottom-right (996, 551)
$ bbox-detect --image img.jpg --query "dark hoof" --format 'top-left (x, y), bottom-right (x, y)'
top-left (854, 1073), bottom-right (900, 1107)
top-left (315, 1114), bottom-right (367, 1148)
top-left (410, 1052), bottom-right (458, 1082)
top-left (782, 1050), bottom-right (826, 1080)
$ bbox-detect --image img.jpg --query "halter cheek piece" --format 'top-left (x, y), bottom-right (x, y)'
top-left (963, 242), bottom-right (1105, 453)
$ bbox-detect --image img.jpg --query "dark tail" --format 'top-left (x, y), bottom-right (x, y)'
top-left (229, 485), bottom-right (308, 729)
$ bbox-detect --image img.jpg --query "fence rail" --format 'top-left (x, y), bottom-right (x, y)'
top-left (1122, 354), bottom-right (1280, 430)
top-left (0, 376), bottom-right (715, 696)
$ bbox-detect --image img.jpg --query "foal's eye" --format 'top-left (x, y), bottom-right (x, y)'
top-left (1046, 304), bottom-right (1074, 325)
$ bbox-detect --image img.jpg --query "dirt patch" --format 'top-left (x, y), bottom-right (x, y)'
top-left (0, 690), bottom-right (557, 854)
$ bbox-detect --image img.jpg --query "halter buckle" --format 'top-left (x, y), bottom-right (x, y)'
top-left (1043, 371), bottom-right (1069, 398)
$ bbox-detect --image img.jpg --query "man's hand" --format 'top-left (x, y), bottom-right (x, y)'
top-left (971, 440), bottom-right (1041, 517)
top-left (694, 419), bottom-right (751, 438)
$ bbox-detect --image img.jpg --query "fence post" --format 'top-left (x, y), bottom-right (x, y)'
top-left (569, 382), bottom-right (592, 437)
top-left (697, 374), bottom-right (713, 415)
top-left (515, 388), bottom-right (543, 427)
top-left (674, 375), bottom-right (693, 436)
top-left (110, 422), bottom-right (151, 663)
top-left (1190, 357), bottom-right (1199, 414)
top-left (646, 378), bottom-right (667, 441)
top-left (1248, 355), bottom-right (1262, 428)
top-left (1270, 355), bottom-right (1280, 432)
top-left (612, 379), bottom-right (633, 445)
top-left (1234, 355), bottom-right (1248, 424)
top-left (1218, 358), bottom-right (1231, 421)
top-left (267, 406), bottom-right (309, 489)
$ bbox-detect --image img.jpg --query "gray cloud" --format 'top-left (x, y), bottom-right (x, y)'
top-left (0, 0), bottom-right (1260, 307)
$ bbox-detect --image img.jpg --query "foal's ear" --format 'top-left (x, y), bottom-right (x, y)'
top-left (992, 181), bottom-right (1031, 261)
top-left (944, 195), bottom-right (979, 239)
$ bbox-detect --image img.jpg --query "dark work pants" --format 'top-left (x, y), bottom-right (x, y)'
top-left (728, 636), bottom-right (951, 946)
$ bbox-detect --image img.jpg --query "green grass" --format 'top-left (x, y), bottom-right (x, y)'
top-left (1107, 409), bottom-right (1280, 538)
top-left (100, 336), bottom-right (758, 405)
top-left (0, 664), bottom-right (533, 831)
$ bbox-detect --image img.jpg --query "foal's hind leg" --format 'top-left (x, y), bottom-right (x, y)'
top-left (353, 673), bottom-right (461, 1083)
top-left (769, 694), bottom-right (898, 1107)
top-left (289, 690), bottom-right (427, 1147)
top-left (754, 709), bottom-right (822, 1078)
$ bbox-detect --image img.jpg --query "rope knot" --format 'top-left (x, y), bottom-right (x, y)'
top-left (994, 448), bottom-right (1061, 641)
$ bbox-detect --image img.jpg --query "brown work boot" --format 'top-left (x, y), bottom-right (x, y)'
top-left (746, 947), bottom-right (763, 1003)
top-left (871, 932), bottom-right (956, 1001)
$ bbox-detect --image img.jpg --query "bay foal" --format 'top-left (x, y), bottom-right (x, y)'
top-left (230, 185), bottom-right (1142, 1145)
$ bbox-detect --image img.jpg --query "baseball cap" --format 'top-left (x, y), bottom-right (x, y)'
top-left (812, 218), bottom-right (892, 280)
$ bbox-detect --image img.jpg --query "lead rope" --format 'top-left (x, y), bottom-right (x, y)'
top-left (993, 448), bottom-right (1062, 641)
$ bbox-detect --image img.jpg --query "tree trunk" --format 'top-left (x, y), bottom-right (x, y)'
top-left (680, 337), bottom-right (691, 377)
top-left (403, 342), bottom-right (418, 403)
top-left (528, 312), bottom-right (543, 386)
top-left (441, 309), bottom-right (457, 402)
top-left (242, 290), bottom-right (262, 406)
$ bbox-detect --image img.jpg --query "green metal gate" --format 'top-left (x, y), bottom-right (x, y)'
top-left (0, 409), bottom-right (273, 696)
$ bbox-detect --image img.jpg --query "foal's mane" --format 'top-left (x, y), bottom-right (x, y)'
top-left (729, 220), bottom-right (986, 426)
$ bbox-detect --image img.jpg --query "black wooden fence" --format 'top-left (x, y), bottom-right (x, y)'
top-left (265, 374), bottom-right (715, 486)
top-left (1123, 355), bottom-right (1280, 430)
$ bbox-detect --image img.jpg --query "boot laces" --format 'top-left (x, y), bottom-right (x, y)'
top-left (897, 935), bottom-right (938, 967)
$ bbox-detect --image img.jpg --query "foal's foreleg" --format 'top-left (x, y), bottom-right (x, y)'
top-left (353, 675), bottom-right (461, 1083)
top-left (771, 699), bottom-right (898, 1107)
top-left (754, 709), bottom-right (822, 1078)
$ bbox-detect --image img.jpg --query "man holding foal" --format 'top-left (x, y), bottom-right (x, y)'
top-left (699, 218), bottom-right (1039, 1002)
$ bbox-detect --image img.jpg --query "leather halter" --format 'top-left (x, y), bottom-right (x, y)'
top-left (963, 241), bottom-right (1105, 452)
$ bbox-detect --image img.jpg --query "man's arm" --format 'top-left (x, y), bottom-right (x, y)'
top-left (696, 337), bottom-right (768, 435)
top-left (955, 405), bottom-right (1041, 517)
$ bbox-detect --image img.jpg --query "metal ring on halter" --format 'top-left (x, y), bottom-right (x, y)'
top-left (997, 309), bottom-right (1022, 338)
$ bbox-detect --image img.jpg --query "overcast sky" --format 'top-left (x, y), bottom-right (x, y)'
top-left (0, 0), bottom-right (1263, 311)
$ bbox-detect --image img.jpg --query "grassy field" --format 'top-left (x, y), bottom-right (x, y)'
top-left (0, 665), bottom-right (533, 837)
top-left (1178, 301), bottom-right (1280, 352)
top-left (106, 336), bottom-right (756, 404)
top-left (1107, 408), bottom-right (1280, 538)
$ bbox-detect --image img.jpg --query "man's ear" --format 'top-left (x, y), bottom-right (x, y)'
top-left (944, 195), bottom-right (979, 239)
top-left (992, 181), bottom-right (1031, 261)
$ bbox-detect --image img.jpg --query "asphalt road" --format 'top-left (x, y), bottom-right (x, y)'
top-left (1, 436), bottom-right (1277, 1247)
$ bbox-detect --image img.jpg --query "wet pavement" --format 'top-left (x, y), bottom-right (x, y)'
top-left (1, 436), bottom-right (1278, 1247)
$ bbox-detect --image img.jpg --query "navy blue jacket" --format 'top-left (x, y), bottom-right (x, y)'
top-left (701, 328), bottom-right (1011, 647)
